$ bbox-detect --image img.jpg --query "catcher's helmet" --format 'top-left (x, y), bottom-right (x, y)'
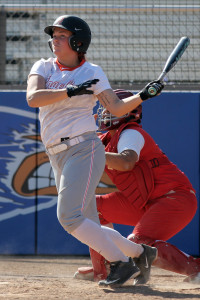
top-left (97, 89), bottom-right (142, 131)
top-left (44, 15), bottom-right (91, 53)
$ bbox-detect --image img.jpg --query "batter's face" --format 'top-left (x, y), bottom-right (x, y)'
top-left (52, 27), bottom-right (73, 56)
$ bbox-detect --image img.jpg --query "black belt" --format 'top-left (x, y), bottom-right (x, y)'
top-left (61, 137), bottom-right (70, 142)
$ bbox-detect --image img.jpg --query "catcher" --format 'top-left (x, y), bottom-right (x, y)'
top-left (74, 89), bottom-right (199, 284)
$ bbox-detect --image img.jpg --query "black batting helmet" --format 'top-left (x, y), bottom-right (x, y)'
top-left (44, 15), bottom-right (91, 53)
top-left (97, 89), bottom-right (142, 131)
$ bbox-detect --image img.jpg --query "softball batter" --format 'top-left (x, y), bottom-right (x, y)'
top-left (26, 15), bottom-right (163, 287)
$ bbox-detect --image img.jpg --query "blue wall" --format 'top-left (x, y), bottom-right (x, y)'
top-left (0, 91), bottom-right (199, 256)
top-left (142, 92), bottom-right (199, 255)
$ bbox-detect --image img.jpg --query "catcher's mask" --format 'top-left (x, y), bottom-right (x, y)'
top-left (97, 89), bottom-right (142, 131)
top-left (44, 15), bottom-right (91, 54)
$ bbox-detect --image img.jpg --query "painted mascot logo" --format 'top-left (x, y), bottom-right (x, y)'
top-left (0, 106), bottom-right (116, 222)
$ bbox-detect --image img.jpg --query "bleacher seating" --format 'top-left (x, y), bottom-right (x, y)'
top-left (2, 2), bottom-right (200, 86)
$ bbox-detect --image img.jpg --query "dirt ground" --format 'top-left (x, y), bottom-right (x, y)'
top-left (0, 255), bottom-right (200, 300)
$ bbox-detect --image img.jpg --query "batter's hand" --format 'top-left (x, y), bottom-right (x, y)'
top-left (139, 80), bottom-right (164, 101)
top-left (66, 79), bottom-right (99, 98)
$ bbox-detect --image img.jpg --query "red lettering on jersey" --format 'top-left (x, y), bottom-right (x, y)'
top-left (46, 79), bottom-right (75, 89)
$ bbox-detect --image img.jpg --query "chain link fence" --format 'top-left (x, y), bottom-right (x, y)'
top-left (0, 0), bottom-right (199, 90)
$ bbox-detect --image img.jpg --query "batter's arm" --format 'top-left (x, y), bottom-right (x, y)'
top-left (26, 74), bottom-right (68, 107)
top-left (27, 75), bottom-right (98, 108)
top-left (97, 89), bottom-right (142, 117)
top-left (105, 149), bottom-right (138, 171)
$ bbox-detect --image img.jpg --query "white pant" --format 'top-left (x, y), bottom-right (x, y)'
top-left (48, 132), bottom-right (105, 233)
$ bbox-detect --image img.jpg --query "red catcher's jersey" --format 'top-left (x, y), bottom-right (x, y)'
top-left (100, 122), bottom-right (195, 201)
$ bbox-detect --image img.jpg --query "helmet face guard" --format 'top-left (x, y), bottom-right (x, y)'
top-left (97, 89), bottom-right (142, 131)
top-left (44, 15), bottom-right (91, 53)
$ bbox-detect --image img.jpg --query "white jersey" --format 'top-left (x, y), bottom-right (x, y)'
top-left (29, 57), bottom-right (111, 147)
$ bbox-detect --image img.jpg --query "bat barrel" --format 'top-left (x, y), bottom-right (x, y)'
top-left (157, 36), bottom-right (190, 81)
top-left (147, 37), bottom-right (190, 97)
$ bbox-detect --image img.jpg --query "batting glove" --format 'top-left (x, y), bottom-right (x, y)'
top-left (66, 79), bottom-right (99, 98)
top-left (139, 80), bottom-right (164, 101)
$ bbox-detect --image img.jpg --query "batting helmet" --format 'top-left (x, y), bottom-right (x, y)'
top-left (44, 15), bottom-right (91, 53)
top-left (97, 89), bottom-right (142, 131)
